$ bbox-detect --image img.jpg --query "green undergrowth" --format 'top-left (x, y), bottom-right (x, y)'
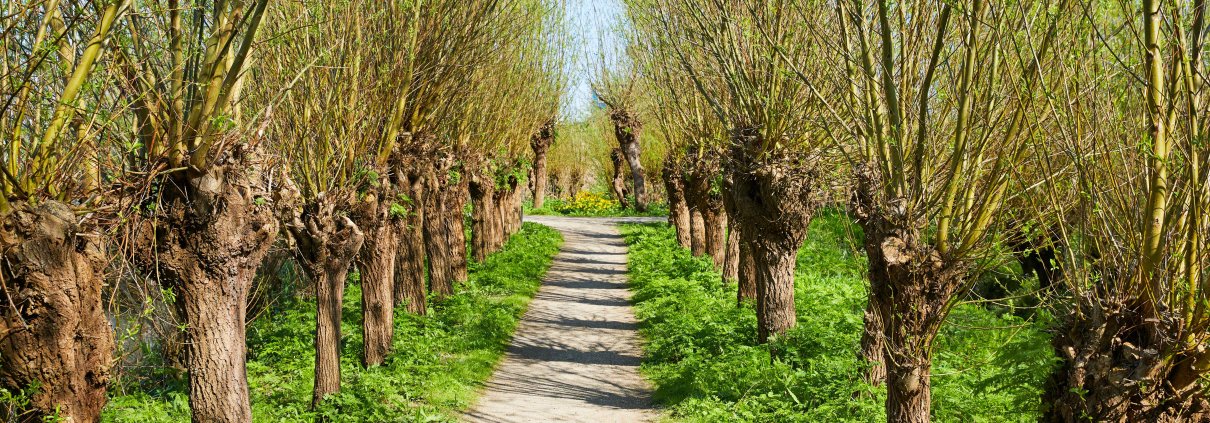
top-left (103, 222), bottom-right (562, 422)
top-left (525, 191), bottom-right (668, 217)
top-left (620, 214), bottom-right (1056, 422)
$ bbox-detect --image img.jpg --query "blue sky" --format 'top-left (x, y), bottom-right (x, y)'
top-left (561, 0), bottom-right (624, 121)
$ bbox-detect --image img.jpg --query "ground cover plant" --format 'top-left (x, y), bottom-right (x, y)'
top-left (100, 223), bottom-right (561, 422)
top-left (525, 191), bottom-right (668, 217)
top-left (621, 215), bottom-right (1055, 422)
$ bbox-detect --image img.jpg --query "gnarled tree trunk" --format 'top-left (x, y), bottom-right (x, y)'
top-left (723, 220), bottom-right (740, 284)
top-left (703, 203), bottom-right (727, 269)
top-left (852, 164), bottom-right (967, 422)
top-left (608, 108), bottom-right (647, 211)
top-left (448, 175), bottom-right (470, 283)
top-left (728, 132), bottom-right (820, 343)
top-left (287, 197), bottom-right (366, 407)
top-left (470, 172), bottom-right (498, 261)
top-left (530, 120), bottom-right (555, 209)
top-left (0, 202), bottom-right (113, 422)
top-left (395, 172), bottom-right (427, 315)
top-left (134, 145), bottom-right (280, 423)
top-left (508, 175), bottom-right (524, 234)
top-left (354, 189), bottom-right (400, 368)
top-left (687, 175), bottom-right (707, 257)
top-left (423, 161), bottom-right (455, 299)
top-left (491, 187), bottom-right (508, 252)
top-left (1042, 297), bottom-right (1210, 422)
top-left (662, 159), bottom-right (692, 249)
top-left (609, 149), bottom-right (632, 210)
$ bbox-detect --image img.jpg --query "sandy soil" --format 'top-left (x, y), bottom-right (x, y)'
top-left (462, 216), bottom-right (663, 423)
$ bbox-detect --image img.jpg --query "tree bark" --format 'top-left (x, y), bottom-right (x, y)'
top-left (491, 188), bottom-right (507, 251)
top-left (723, 220), bottom-right (740, 284)
top-left (860, 290), bottom-right (887, 386)
top-left (0, 202), bottom-right (113, 422)
top-left (358, 221), bottom-right (397, 368)
top-left (742, 226), bottom-right (800, 343)
top-left (351, 170), bottom-right (405, 368)
top-left (727, 133), bottom-right (820, 343)
top-left (663, 161), bottom-right (692, 249)
top-left (704, 204), bottom-right (727, 269)
top-left (609, 149), bottom-right (632, 209)
top-left (531, 120), bottom-right (554, 209)
top-left (311, 251), bottom-right (358, 408)
top-left (286, 196), bottom-right (366, 407)
top-left (1042, 297), bottom-right (1210, 422)
top-left (689, 203), bottom-right (707, 257)
top-left (470, 173), bottom-right (496, 262)
top-left (448, 176), bottom-right (470, 283)
top-left (608, 108), bottom-right (647, 211)
top-left (852, 164), bottom-right (967, 422)
top-left (737, 235), bottom-right (757, 304)
top-left (423, 164), bottom-right (454, 299)
top-left (394, 173), bottom-right (427, 315)
top-left (133, 145), bottom-right (279, 423)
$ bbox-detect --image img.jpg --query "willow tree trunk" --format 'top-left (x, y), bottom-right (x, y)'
top-left (358, 219), bottom-right (398, 367)
top-left (0, 202), bottom-right (113, 422)
top-left (663, 164), bottom-right (692, 249)
top-left (689, 200), bottom-right (707, 257)
top-left (509, 177), bottom-right (524, 234)
top-left (1042, 298), bottom-right (1210, 422)
top-left (609, 109), bottom-right (646, 211)
top-left (736, 236), bottom-right (757, 304)
top-left (723, 221), bottom-right (740, 284)
top-left (423, 165), bottom-right (455, 299)
top-left (531, 120), bottom-right (554, 209)
top-left (491, 189), bottom-right (508, 252)
top-left (448, 178), bottom-right (470, 283)
top-left (354, 173), bottom-right (405, 368)
top-left (728, 132), bottom-right (819, 344)
top-left (287, 200), bottom-right (366, 407)
top-left (609, 149), bottom-right (632, 209)
top-left (704, 205), bottom-right (727, 269)
top-left (394, 173), bottom-right (427, 315)
top-left (135, 146), bottom-right (279, 423)
top-left (310, 250), bottom-right (360, 408)
top-left (470, 174), bottom-right (496, 262)
top-left (852, 164), bottom-right (966, 422)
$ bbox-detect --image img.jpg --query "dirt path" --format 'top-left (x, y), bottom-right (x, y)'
top-left (463, 216), bottom-right (662, 423)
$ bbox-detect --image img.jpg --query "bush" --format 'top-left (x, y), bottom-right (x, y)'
top-left (621, 214), bottom-right (1056, 422)
top-left (102, 223), bottom-right (562, 422)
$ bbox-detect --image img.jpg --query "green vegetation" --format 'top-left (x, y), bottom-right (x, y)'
top-left (621, 215), bottom-right (1055, 422)
top-left (526, 191), bottom-right (667, 217)
top-left (102, 223), bottom-right (561, 422)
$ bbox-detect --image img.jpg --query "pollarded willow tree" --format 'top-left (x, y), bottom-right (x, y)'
top-left (0, 1), bottom-right (126, 420)
top-left (113, 1), bottom-right (275, 421)
top-left (1037, 0), bottom-right (1210, 419)
top-left (380, 0), bottom-right (524, 300)
top-left (591, 52), bottom-right (649, 212)
top-left (796, 0), bottom-right (1069, 420)
top-left (252, 0), bottom-right (382, 404)
top-left (466, 0), bottom-right (565, 263)
top-left (632, 27), bottom-right (737, 286)
top-left (628, 0), bottom-right (832, 343)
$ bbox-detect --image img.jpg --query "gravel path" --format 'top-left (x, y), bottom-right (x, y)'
top-left (463, 215), bottom-right (663, 423)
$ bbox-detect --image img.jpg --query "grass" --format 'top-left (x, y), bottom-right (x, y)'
top-left (620, 213), bottom-right (1057, 422)
top-left (102, 222), bottom-right (562, 422)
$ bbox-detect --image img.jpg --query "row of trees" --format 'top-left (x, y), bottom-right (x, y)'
top-left (624, 0), bottom-right (1210, 422)
top-left (0, 1), bottom-right (564, 421)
